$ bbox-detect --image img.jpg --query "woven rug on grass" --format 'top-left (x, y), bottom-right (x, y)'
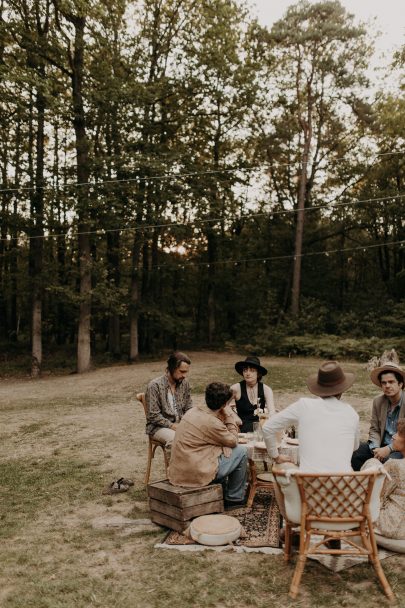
top-left (155, 489), bottom-right (282, 554)
top-left (307, 537), bottom-right (394, 572)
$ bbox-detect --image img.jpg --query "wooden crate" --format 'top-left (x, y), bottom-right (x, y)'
top-left (148, 479), bottom-right (224, 532)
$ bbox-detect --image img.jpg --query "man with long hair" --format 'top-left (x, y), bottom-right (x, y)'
top-left (145, 351), bottom-right (192, 447)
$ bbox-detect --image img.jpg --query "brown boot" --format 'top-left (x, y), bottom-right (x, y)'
top-left (279, 528), bottom-right (300, 547)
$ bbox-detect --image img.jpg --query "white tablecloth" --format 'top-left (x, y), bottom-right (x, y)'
top-left (245, 438), bottom-right (299, 466)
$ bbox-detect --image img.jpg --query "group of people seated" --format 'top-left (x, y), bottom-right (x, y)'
top-left (144, 351), bottom-right (405, 539)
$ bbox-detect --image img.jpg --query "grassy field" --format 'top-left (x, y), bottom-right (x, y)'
top-left (0, 352), bottom-right (403, 608)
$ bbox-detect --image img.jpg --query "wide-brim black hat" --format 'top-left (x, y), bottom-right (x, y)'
top-left (235, 356), bottom-right (267, 377)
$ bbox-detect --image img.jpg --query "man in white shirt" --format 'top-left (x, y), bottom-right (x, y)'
top-left (263, 360), bottom-right (359, 472)
top-left (263, 360), bottom-right (359, 549)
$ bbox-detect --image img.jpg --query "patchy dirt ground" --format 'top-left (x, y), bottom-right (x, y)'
top-left (2, 353), bottom-right (402, 608)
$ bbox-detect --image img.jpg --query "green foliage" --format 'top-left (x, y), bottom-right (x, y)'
top-left (0, 0), bottom-right (404, 369)
top-left (256, 334), bottom-right (405, 361)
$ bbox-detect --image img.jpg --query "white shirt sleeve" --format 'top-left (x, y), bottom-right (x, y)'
top-left (262, 400), bottom-right (301, 458)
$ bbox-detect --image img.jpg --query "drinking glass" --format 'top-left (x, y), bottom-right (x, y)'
top-left (253, 421), bottom-right (263, 441)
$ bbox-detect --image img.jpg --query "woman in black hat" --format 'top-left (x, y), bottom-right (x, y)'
top-left (230, 356), bottom-right (275, 433)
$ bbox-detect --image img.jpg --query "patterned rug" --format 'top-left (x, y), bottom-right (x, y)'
top-left (308, 537), bottom-right (394, 572)
top-left (159, 489), bottom-right (281, 551)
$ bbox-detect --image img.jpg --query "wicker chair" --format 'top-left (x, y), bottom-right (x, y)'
top-left (273, 469), bottom-right (395, 601)
top-left (136, 392), bottom-right (170, 484)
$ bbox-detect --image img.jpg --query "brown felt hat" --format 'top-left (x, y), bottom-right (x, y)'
top-left (235, 356), bottom-right (267, 377)
top-left (306, 361), bottom-right (355, 397)
top-left (370, 363), bottom-right (405, 387)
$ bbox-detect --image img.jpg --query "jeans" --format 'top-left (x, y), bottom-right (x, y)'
top-left (214, 445), bottom-right (247, 501)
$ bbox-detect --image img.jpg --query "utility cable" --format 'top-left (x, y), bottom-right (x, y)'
top-left (150, 238), bottom-right (405, 270)
top-left (0, 149), bottom-right (403, 195)
top-left (1, 192), bottom-right (404, 243)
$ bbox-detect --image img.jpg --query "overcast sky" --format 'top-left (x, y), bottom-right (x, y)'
top-left (248, 0), bottom-right (404, 64)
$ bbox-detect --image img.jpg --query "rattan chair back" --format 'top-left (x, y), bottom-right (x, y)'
top-left (273, 469), bottom-right (394, 602)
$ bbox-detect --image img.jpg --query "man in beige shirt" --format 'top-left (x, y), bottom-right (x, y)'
top-left (168, 382), bottom-right (248, 509)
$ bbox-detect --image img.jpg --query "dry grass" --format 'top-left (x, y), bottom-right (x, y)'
top-left (0, 352), bottom-right (404, 608)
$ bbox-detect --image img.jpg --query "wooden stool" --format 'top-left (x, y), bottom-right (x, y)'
top-left (247, 458), bottom-right (274, 508)
top-left (148, 479), bottom-right (224, 532)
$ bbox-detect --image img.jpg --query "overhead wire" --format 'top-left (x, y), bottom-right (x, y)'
top-left (0, 149), bottom-right (404, 195)
top-left (0, 192), bottom-right (404, 244)
top-left (151, 238), bottom-right (405, 271)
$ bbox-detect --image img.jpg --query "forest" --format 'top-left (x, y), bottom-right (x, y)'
top-left (1, 0), bottom-right (404, 375)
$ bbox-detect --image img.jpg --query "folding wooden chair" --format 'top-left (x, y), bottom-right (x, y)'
top-left (247, 458), bottom-right (274, 507)
top-left (273, 469), bottom-right (395, 601)
top-left (136, 392), bottom-right (169, 484)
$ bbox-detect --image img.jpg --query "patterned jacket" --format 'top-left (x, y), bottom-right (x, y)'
top-left (145, 374), bottom-right (192, 436)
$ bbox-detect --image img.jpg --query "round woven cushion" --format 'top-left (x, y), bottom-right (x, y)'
top-left (190, 514), bottom-right (241, 546)
top-left (375, 534), bottom-right (405, 554)
top-left (256, 472), bottom-right (274, 483)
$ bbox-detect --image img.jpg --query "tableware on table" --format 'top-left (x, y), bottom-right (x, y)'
top-left (253, 421), bottom-right (263, 441)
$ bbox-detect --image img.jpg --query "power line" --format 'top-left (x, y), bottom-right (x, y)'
top-left (151, 238), bottom-right (405, 271)
top-left (1, 192), bottom-right (404, 244)
top-left (0, 149), bottom-right (404, 195)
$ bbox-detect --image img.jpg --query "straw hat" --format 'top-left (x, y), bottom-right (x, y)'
top-left (235, 356), bottom-right (267, 377)
top-left (370, 363), bottom-right (405, 387)
top-left (306, 361), bottom-right (354, 397)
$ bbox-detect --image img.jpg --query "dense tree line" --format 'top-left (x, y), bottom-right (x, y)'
top-left (0, 0), bottom-right (404, 374)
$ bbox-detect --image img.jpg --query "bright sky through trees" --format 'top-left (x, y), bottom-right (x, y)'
top-left (249, 0), bottom-right (404, 64)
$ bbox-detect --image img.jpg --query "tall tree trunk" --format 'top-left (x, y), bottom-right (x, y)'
top-left (129, 235), bottom-right (143, 362)
top-left (52, 121), bottom-right (67, 344)
top-left (207, 230), bottom-right (216, 344)
top-left (68, 14), bottom-right (92, 373)
top-left (291, 116), bottom-right (312, 315)
top-left (206, 105), bottom-right (222, 343)
top-left (107, 106), bottom-right (124, 356)
top-left (23, 0), bottom-right (49, 376)
top-left (107, 231), bottom-right (121, 355)
top-left (290, 154), bottom-right (308, 315)
top-left (0, 134), bottom-right (10, 339)
top-left (29, 76), bottom-right (46, 377)
top-left (30, 87), bottom-right (45, 377)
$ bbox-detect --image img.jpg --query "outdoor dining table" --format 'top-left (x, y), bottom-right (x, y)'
top-left (246, 436), bottom-right (299, 465)
top-left (238, 432), bottom-right (299, 507)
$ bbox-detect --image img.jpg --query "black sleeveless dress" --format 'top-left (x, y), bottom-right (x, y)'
top-left (235, 380), bottom-right (266, 433)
